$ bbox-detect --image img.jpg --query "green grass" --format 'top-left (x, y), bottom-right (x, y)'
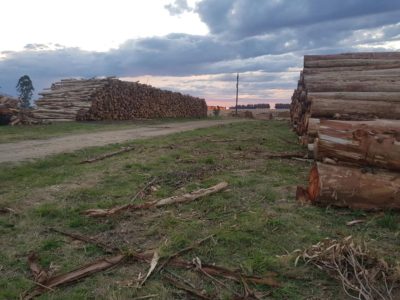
top-left (0, 120), bottom-right (398, 299)
top-left (0, 117), bottom-right (207, 144)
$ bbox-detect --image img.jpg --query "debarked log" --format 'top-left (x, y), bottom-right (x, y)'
top-left (313, 119), bottom-right (400, 171)
top-left (303, 163), bottom-right (400, 210)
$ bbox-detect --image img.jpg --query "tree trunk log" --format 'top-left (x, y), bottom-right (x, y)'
top-left (304, 59), bottom-right (400, 69)
top-left (305, 80), bottom-right (400, 92)
top-left (304, 52), bottom-right (400, 61)
top-left (306, 163), bottom-right (400, 210)
top-left (307, 92), bottom-right (400, 103)
top-left (313, 119), bottom-right (400, 171)
top-left (310, 99), bottom-right (400, 119)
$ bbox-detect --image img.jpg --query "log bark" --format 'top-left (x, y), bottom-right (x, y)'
top-left (304, 52), bottom-right (400, 61)
top-left (313, 119), bottom-right (400, 171)
top-left (307, 92), bottom-right (400, 103)
top-left (310, 98), bottom-right (400, 119)
top-left (305, 80), bottom-right (400, 92)
top-left (305, 163), bottom-right (400, 210)
top-left (304, 59), bottom-right (400, 69)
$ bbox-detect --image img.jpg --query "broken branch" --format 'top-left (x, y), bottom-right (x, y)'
top-left (84, 182), bottom-right (228, 217)
top-left (139, 251), bottom-right (159, 287)
top-left (79, 146), bottom-right (135, 164)
top-left (156, 234), bottom-right (214, 274)
top-left (24, 254), bottom-right (126, 299)
top-left (163, 275), bottom-right (213, 300)
top-left (49, 228), bottom-right (118, 254)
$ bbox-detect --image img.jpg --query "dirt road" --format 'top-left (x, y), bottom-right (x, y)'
top-left (0, 119), bottom-right (246, 163)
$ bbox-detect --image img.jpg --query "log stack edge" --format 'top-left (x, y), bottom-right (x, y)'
top-left (33, 77), bottom-right (207, 122)
top-left (290, 52), bottom-right (400, 210)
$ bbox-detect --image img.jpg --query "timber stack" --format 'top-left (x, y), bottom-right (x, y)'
top-left (291, 52), bottom-right (400, 210)
top-left (0, 95), bottom-right (38, 125)
top-left (33, 77), bottom-right (207, 122)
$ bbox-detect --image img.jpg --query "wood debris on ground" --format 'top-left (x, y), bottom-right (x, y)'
top-left (23, 229), bottom-right (280, 299)
top-left (79, 146), bottom-right (135, 164)
top-left (296, 236), bottom-right (400, 300)
top-left (84, 181), bottom-right (228, 217)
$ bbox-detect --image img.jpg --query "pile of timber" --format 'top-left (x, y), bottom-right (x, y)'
top-left (290, 52), bottom-right (400, 138)
top-left (33, 78), bottom-right (207, 122)
top-left (291, 52), bottom-right (400, 210)
top-left (0, 96), bottom-right (39, 125)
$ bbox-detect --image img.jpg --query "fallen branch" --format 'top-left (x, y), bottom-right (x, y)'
top-left (49, 228), bottom-right (118, 254)
top-left (194, 257), bottom-right (242, 298)
top-left (158, 257), bottom-right (281, 288)
top-left (163, 275), bottom-right (213, 299)
top-left (130, 177), bottom-right (157, 202)
top-left (132, 295), bottom-right (159, 300)
top-left (346, 220), bottom-right (365, 226)
top-left (156, 234), bottom-right (214, 274)
top-left (24, 254), bottom-right (126, 299)
top-left (258, 151), bottom-right (306, 159)
top-left (84, 182), bottom-right (228, 217)
top-left (27, 253), bottom-right (49, 284)
top-left (234, 151), bottom-right (306, 160)
top-left (0, 207), bottom-right (18, 214)
top-left (139, 251), bottom-right (159, 287)
top-left (79, 146), bottom-right (135, 164)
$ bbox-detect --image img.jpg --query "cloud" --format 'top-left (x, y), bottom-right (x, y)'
top-left (1, 0), bottom-right (400, 106)
top-left (165, 0), bottom-right (192, 15)
top-left (196, 0), bottom-right (400, 38)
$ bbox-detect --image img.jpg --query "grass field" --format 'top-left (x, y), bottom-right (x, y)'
top-left (0, 118), bottom-right (207, 144)
top-left (1, 120), bottom-right (399, 299)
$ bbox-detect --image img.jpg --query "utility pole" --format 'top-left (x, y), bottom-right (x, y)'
top-left (235, 73), bottom-right (239, 116)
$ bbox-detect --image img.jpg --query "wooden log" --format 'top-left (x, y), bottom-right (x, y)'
top-left (304, 52), bottom-right (400, 61)
top-left (305, 163), bottom-right (400, 210)
top-left (303, 64), bottom-right (400, 74)
top-left (304, 59), bottom-right (400, 69)
top-left (307, 92), bottom-right (400, 103)
top-left (313, 119), bottom-right (400, 171)
top-left (307, 118), bottom-right (320, 137)
top-left (305, 80), bottom-right (400, 92)
top-left (309, 98), bottom-right (400, 119)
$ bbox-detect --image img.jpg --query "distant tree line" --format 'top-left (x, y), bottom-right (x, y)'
top-left (229, 103), bottom-right (270, 109)
top-left (275, 103), bottom-right (291, 109)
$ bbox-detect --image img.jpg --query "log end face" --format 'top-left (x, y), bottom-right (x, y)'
top-left (307, 164), bottom-right (320, 203)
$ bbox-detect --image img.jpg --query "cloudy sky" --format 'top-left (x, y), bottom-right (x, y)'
top-left (1, 0), bottom-right (400, 107)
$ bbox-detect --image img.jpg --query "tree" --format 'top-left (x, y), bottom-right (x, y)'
top-left (16, 75), bottom-right (34, 108)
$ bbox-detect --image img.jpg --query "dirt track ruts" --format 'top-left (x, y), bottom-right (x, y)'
top-left (0, 119), bottom-right (246, 163)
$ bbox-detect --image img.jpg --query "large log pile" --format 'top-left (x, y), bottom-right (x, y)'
top-left (33, 78), bottom-right (207, 122)
top-left (291, 52), bottom-right (400, 210)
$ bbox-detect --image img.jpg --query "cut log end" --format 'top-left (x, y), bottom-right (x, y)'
top-left (307, 164), bottom-right (320, 202)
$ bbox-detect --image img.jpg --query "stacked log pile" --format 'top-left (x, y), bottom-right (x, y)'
top-left (0, 95), bottom-right (38, 125)
top-left (33, 78), bottom-right (207, 122)
top-left (290, 52), bottom-right (400, 137)
top-left (291, 52), bottom-right (400, 210)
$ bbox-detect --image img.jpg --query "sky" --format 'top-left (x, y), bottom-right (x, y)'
top-left (1, 0), bottom-right (400, 107)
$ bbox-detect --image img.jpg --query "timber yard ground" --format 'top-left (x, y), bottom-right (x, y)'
top-left (0, 118), bottom-right (399, 299)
